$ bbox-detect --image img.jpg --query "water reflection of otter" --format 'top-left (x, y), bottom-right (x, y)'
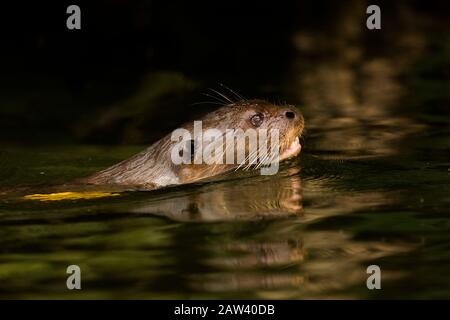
top-left (189, 230), bottom-right (414, 297)
top-left (131, 166), bottom-right (302, 221)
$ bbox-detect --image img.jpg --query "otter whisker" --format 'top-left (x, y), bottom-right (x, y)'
top-left (210, 136), bottom-right (234, 172)
top-left (255, 152), bottom-right (271, 170)
top-left (235, 148), bottom-right (254, 171)
top-left (218, 83), bottom-right (247, 101)
top-left (190, 101), bottom-right (227, 107)
top-left (208, 88), bottom-right (235, 104)
top-left (243, 148), bottom-right (260, 171)
top-left (201, 93), bottom-right (229, 105)
top-left (257, 151), bottom-right (278, 170)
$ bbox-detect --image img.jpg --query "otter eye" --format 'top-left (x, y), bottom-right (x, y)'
top-left (250, 113), bottom-right (264, 127)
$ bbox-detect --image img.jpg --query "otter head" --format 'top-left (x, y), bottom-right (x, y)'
top-left (175, 99), bottom-right (304, 183)
top-left (231, 99), bottom-right (304, 161)
top-left (85, 98), bottom-right (304, 189)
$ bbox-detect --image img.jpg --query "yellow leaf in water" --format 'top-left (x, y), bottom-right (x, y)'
top-left (23, 191), bottom-right (121, 201)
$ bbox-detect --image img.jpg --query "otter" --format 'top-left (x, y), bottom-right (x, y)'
top-left (83, 99), bottom-right (304, 190)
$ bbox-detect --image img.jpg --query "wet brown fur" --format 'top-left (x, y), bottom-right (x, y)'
top-left (84, 100), bottom-right (304, 190)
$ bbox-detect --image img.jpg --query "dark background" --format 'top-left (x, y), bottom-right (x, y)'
top-left (1, 0), bottom-right (449, 145)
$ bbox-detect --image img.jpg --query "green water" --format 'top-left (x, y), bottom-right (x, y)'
top-left (1, 112), bottom-right (449, 299)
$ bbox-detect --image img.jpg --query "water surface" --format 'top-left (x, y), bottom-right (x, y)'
top-left (1, 113), bottom-right (449, 299)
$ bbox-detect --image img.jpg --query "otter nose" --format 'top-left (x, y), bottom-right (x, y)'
top-left (283, 107), bottom-right (298, 120)
top-left (285, 111), bottom-right (295, 119)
